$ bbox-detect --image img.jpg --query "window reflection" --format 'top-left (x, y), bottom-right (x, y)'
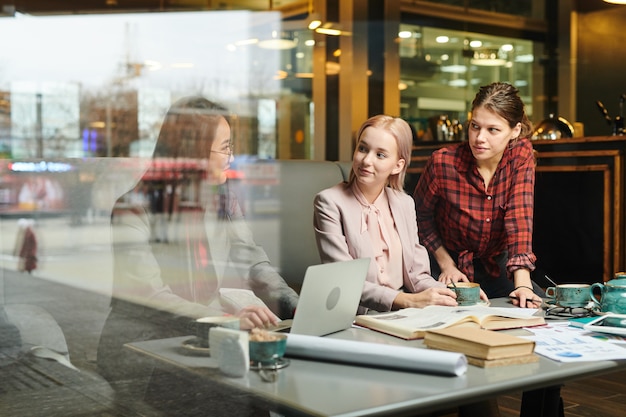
top-left (0, 11), bottom-right (292, 159)
top-left (0, 6), bottom-right (544, 416)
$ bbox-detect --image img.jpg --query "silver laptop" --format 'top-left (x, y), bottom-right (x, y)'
top-left (277, 258), bottom-right (369, 336)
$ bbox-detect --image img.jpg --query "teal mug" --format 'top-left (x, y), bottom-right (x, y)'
top-left (545, 284), bottom-right (591, 308)
top-left (447, 282), bottom-right (480, 306)
top-left (589, 278), bottom-right (626, 314)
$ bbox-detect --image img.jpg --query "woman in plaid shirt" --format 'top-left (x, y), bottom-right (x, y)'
top-left (414, 82), bottom-right (544, 308)
top-left (415, 82), bottom-right (564, 417)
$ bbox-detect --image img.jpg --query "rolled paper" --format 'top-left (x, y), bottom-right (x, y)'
top-left (285, 333), bottom-right (467, 376)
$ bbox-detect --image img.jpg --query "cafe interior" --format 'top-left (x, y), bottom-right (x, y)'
top-left (1, 0), bottom-right (626, 416)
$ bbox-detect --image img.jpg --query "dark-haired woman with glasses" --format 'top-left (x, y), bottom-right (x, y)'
top-left (97, 96), bottom-right (298, 409)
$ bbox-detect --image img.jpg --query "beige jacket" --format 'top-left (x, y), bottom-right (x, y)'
top-left (314, 182), bottom-right (442, 314)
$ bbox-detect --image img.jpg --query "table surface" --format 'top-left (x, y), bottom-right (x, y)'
top-left (125, 300), bottom-right (626, 417)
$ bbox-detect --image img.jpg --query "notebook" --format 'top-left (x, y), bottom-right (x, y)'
top-left (273, 258), bottom-right (370, 336)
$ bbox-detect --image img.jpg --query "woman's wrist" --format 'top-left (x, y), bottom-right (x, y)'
top-left (514, 285), bottom-right (535, 293)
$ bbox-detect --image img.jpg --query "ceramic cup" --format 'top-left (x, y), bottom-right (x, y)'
top-left (590, 278), bottom-right (626, 314)
top-left (448, 282), bottom-right (480, 306)
top-left (195, 316), bottom-right (240, 348)
top-left (248, 332), bottom-right (287, 365)
top-left (545, 284), bottom-right (591, 308)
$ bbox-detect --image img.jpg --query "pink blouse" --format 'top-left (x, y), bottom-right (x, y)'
top-left (352, 184), bottom-right (403, 290)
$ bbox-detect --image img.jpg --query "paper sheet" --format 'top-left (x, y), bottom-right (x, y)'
top-left (285, 333), bottom-right (467, 376)
top-left (522, 322), bottom-right (626, 362)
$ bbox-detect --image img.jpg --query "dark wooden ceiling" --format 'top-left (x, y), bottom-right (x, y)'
top-left (0, 0), bottom-right (618, 16)
top-left (0, 0), bottom-right (300, 15)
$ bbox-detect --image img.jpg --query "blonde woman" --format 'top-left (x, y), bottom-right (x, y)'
top-left (314, 115), bottom-right (475, 314)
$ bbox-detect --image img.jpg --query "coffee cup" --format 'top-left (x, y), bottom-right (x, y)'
top-left (590, 278), bottom-right (626, 314)
top-left (545, 284), bottom-right (591, 308)
top-left (194, 316), bottom-right (240, 348)
top-left (448, 282), bottom-right (480, 306)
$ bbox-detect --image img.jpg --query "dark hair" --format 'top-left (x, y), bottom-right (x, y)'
top-left (154, 96), bottom-right (229, 159)
top-left (471, 82), bottom-right (533, 140)
top-left (347, 114), bottom-right (412, 191)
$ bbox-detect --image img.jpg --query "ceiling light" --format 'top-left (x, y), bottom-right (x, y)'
top-left (435, 36), bottom-right (449, 43)
top-left (307, 13), bottom-right (322, 30)
top-left (448, 79), bottom-right (468, 87)
top-left (316, 26), bottom-right (342, 36)
top-left (604, 0), bottom-right (626, 4)
top-left (398, 31), bottom-right (412, 39)
top-left (235, 38), bottom-right (259, 46)
top-left (471, 48), bottom-right (507, 66)
top-left (515, 54), bottom-right (534, 63)
top-left (258, 31), bottom-right (297, 50)
top-left (469, 40), bottom-right (482, 48)
top-left (441, 65), bottom-right (467, 74)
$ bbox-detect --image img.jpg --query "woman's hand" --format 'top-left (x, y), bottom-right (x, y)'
top-left (393, 287), bottom-right (458, 309)
top-left (235, 305), bottom-right (280, 330)
top-left (509, 286), bottom-right (542, 308)
top-left (437, 265), bottom-right (470, 285)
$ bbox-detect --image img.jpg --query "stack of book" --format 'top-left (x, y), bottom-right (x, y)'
top-left (423, 327), bottom-right (539, 368)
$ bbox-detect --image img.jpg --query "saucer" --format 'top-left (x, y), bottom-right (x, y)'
top-left (591, 310), bottom-right (626, 318)
top-left (251, 357), bottom-right (290, 370)
top-left (181, 337), bottom-right (211, 356)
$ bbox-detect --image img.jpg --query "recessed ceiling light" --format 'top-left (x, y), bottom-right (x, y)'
top-left (441, 65), bottom-right (467, 74)
top-left (448, 79), bottom-right (468, 87)
top-left (515, 54), bottom-right (534, 63)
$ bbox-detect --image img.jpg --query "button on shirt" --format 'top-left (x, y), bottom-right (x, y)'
top-left (413, 138), bottom-right (537, 280)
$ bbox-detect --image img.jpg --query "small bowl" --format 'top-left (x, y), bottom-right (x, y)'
top-left (248, 333), bottom-right (287, 365)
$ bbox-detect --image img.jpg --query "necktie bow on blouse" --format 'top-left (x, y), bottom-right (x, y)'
top-left (355, 191), bottom-right (392, 286)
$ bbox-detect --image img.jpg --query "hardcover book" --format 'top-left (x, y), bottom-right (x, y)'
top-left (423, 327), bottom-right (536, 360)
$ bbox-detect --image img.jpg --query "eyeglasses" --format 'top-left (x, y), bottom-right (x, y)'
top-left (211, 142), bottom-right (234, 156)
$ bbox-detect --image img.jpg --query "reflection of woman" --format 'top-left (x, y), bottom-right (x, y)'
top-left (314, 115), bottom-right (461, 314)
top-left (97, 97), bottom-right (298, 394)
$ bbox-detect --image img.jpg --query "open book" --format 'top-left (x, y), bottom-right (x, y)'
top-left (354, 305), bottom-right (545, 340)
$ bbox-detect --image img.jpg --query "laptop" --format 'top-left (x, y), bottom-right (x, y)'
top-left (273, 258), bottom-right (370, 336)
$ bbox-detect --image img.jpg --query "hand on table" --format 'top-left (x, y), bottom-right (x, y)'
top-left (393, 287), bottom-right (458, 309)
top-left (236, 305), bottom-right (280, 330)
top-left (509, 286), bottom-right (543, 308)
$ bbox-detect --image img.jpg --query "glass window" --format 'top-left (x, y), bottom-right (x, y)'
top-left (398, 24), bottom-right (538, 141)
top-left (0, 6), bottom-right (548, 417)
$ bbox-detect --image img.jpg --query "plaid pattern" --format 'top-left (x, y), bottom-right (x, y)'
top-left (414, 139), bottom-right (536, 280)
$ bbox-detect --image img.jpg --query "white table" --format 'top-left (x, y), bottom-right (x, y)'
top-left (125, 301), bottom-right (626, 416)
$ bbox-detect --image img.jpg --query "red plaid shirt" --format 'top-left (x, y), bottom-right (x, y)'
top-left (413, 138), bottom-right (536, 281)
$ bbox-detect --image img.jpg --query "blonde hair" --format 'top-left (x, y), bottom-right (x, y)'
top-left (347, 114), bottom-right (412, 191)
